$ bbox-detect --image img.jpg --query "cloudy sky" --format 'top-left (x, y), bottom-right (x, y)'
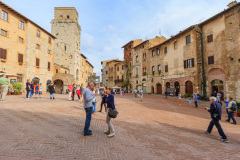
top-left (1, 0), bottom-right (232, 79)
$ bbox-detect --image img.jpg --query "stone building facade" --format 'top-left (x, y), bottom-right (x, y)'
top-left (0, 2), bottom-right (95, 93)
top-left (132, 36), bottom-right (167, 93)
top-left (115, 61), bottom-right (125, 88)
top-left (0, 1), bottom-right (55, 93)
top-left (51, 7), bottom-right (81, 85)
top-left (101, 59), bottom-right (119, 87)
top-left (106, 59), bottom-right (123, 88)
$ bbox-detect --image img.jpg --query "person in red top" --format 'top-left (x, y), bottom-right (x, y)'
top-left (68, 83), bottom-right (73, 101)
top-left (76, 85), bottom-right (81, 101)
top-left (34, 82), bottom-right (40, 99)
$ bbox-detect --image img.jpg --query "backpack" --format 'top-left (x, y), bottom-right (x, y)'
top-left (230, 102), bottom-right (237, 112)
top-left (35, 85), bottom-right (39, 91)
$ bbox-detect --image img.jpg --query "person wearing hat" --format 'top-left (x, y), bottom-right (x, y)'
top-left (0, 74), bottom-right (9, 101)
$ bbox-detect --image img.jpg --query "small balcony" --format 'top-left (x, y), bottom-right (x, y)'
top-left (115, 79), bottom-right (123, 83)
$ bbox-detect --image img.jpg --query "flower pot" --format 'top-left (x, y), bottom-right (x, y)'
top-left (234, 112), bottom-right (240, 117)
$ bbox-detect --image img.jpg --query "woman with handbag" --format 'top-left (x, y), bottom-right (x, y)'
top-left (103, 88), bottom-right (117, 138)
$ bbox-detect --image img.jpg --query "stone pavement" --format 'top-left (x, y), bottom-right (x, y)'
top-left (0, 94), bottom-right (239, 160)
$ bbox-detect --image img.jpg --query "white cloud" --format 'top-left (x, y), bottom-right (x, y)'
top-left (82, 33), bottom-right (94, 48)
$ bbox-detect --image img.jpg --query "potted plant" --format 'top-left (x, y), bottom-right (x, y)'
top-left (143, 72), bottom-right (146, 76)
top-left (184, 94), bottom-right (189, 98)
top-left (1, 59), bottom-right (6, 63)
top-left (152, 71), bottom-right (155, 75)
top-left (136, 74), bottom-right (138, 78)
top-left (234, 102), bottom-right (240, 117)
top-left (19, 62), bottom-right (23, 65)
top-left (158, 70), bottom-right (161, 75)
top-left (12, 83), bottom-right (23, 95)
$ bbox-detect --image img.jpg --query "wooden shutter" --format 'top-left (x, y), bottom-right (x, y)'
top-left (48, 62), bottom-right (50, 69)
top-left (36, 58), bottom-right (40, 66)
top-left (165, 65), bottom-right (168, 72)
top-left (2, 49), bottom-right (7, 59)
top-left (191, 58), bottom-right (195, 67)
top-left (212, 56), bottom-right (214, 64)
top-left (207, 34), bottom-right (213, 43)
top-left (18, 54), bottom-right (23, 62)
top-left (0, 48), bottom-right (2, 59)
top-left (184, 60), bottom-right (187, 68)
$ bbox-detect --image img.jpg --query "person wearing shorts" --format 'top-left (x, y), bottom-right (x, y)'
top-left (178, 93), bottom-right (182, 105)
top-left (34, 83), bottom-right (40, 99)
top-left (39, 83), bottom-right (42, 98)
top-left (139, 89), bottom-right (143, 102)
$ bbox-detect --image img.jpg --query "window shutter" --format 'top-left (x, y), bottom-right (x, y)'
top-left (48, 62), bottom-right (50, 69)
top-left (0, 48), bottom-right (2, 59)
top-left (208, 57), bottom-right (211, 64)
top-left (36, 58), bottom-right (40, 66)
top-left (184, 60), bottom-right (187, 68)
top-left (3, 49), bottom-right (7, 59)
top-left (191, 58), bottom-right (194, 67)
top-left (212, 56), bottom-right (214, 64)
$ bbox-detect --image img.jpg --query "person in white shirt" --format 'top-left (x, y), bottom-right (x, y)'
top-left (134, 89), bottom-right (138, 98)
top-left (139, 89), bottom-right (143, 102)
top-left (92, 89), bottom-right (97, 115)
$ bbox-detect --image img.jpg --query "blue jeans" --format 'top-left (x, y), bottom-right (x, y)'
top-left (26, 89), bottom-right (30, 98)
top-left (30, 90), bottom-right (34, 98)
top-left (228, 112), bottom-right (237, 124)
top-left (226, 108), bottom-right (229, 114)
top-left (84, 107), bottom-right (93, 134)
top-left (207, 119), bottom-right (227, 139)
top-left (92, 102), bottom-right (97, 113)
top-left (50, 93), bottom-right (55, 98)
top-left (195, 101), bottom-right (198, 108)
top-left (135, 93), bottom-right (137, 97)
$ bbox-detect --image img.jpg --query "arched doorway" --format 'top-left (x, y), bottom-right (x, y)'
top-left (185, 81), bottom-right (193, 95)
top-left (54, 79), bottom-right (63, 94)
top-left (174, 81), bottom-right (180, 96)
top-left (152, 86), bottom-right (154, 94)
top-left (166, 82), bottom-right (170, 91)
top-left (211, 80), bottom-right (224, 99)
top-left (157, 83), bottom-right (162, 94)
top-left (32, 77), bottom-right (40, 85)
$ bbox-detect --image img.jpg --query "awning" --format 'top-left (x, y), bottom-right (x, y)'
top-left (0, 73), bottom-right (21, 78)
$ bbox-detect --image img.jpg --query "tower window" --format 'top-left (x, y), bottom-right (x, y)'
top-left (67, 15), bottom-right (70, 19)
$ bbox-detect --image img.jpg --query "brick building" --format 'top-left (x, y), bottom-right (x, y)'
top-left (106, 59), bottom-right (123, 88)
top-left (101, 59), bottom-right (119, 87)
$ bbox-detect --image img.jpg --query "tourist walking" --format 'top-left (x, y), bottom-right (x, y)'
top-left (134, 89), bottom-right (138, 97)
top-left (80, 84), bottom-right (84, 101)
top-left (193, 93), bottom-right (198, 108)
top-left (34, 82), bottom-right (40, 99)
top-left (26, 79), bottom-right (31, 99)
top-left (178, 93), bottom-right (182, 105)
top-left (217, 93), bottom-right (222, 106)
top-left (165, 91), bottom-right (168, 99)
top-left (224, 98), bottom-right (229, 115)
top-left (30, 81), bottom-right (34, 98)
top-left (92, 88), bottom-right (97, 114)
top-left (0, 74), bottom-right (9, 101)
top-left (104, 88), bottom-right (117, 138)
top-left (205, 97), bottom-right (229, 143)
top-left (83, 82), bottom-right (97, 136)
top-left (139, 89), bottom-right (143, 102)
top-left (39, 83), bottom-right (42, 99)
top-left (120, 89), bottom-right (122, 95)
top-left (72, 83), bottom-right (76, 100)
top-left (76, 85), bottom-right (81, 101)
top-left (48, 83), bottom-right (55, 100)
top-left (68, 83), bottom-right (73, 101)
top-left (99, 87), bottom-right (107, 113)
top-left (226, 97), bottom-right (237, 125)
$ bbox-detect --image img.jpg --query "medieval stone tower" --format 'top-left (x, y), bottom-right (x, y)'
top-left (51, 7), bottom-right (81, 84)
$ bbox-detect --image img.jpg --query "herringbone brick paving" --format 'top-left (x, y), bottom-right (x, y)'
top-left (0, 94), bottom-right (239, 160)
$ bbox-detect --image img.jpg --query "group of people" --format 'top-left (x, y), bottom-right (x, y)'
top-left (25, 79), bottom-right (44, 99)
top-left (134, 89), bottom-right (143, 101)
top-left (83, 83), bottom-right (117, 138)
top-left (67, 83), bottom-right (84, 101)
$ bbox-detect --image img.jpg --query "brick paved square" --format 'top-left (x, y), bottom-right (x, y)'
top-left (0, 94), bottom-right (239, 160)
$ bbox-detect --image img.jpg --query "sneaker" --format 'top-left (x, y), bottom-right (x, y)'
top-left (53, 97), bottom-right (55, 100)
top-left (84, 132), bottom-right (92, 136)
top-left (108, 133), bottom-right (115, 138)
top-left (104, 131), bottom-right (110, 135)
top-left (218, 138), bottom-right (229, 143)
top-left (204, 130), bottom-right (210, 135)
top-left (230, 122), bottom-right (237, 125)
top-left (50, 97), bottom-right (52, 99)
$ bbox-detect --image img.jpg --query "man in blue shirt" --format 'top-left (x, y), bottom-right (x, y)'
top-left (83, 82), bottom-right (97, 136)
top-left (193, 93), bottom-right (198, 108)
top-left (205, 97), bottom-right (229, 143)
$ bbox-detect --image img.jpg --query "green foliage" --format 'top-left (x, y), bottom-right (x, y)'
top-left (158, 70), bottom-right (161, 75)
top-left (184, 94), bottom-right (189, 98)
top-left (12, 83), bottom-right (23, 95)
top-left (190, 94), bottom-right (193, 98)
top-left (143, 72), bottom-right (146, 76)
top-left (237, 102), bottom-right (240, 112)
top-left (152, 71), bottom-right (155, 75)
top-left (136, 74), bottom-right (138, 78)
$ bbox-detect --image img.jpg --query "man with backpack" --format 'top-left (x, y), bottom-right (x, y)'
top-left (34, 83), bottom-right (40, 99)
top-left (205, 97), bottom-right (229, 143)
top-left (226, 97), bottom-right (237, 125)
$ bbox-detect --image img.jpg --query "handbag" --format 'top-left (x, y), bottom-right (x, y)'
top-left (108, 108), bottom-right (119, 118)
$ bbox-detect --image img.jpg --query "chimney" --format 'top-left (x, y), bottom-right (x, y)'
top-left (227, 0), bottom-right (237, 8)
